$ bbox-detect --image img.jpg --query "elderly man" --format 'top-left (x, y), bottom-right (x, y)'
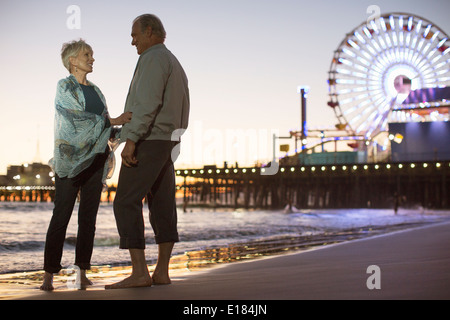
top-left (106, 14), bottom-right (189, 289)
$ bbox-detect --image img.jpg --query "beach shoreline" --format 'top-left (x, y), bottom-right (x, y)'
top-left (2, 218), bottom-right (448, 300)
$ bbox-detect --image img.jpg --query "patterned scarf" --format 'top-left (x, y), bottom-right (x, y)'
top-left (49, 74), bottom-right (119, 185)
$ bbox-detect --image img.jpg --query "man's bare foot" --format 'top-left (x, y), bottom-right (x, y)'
top-left (152, 270), bottom-right (171, 285)
top-left (152, 242), bottom-right (174, 285)
top-left (105, 274), bottom-right (152, 289)
top-left (40, 272), bottom-right (54, 291)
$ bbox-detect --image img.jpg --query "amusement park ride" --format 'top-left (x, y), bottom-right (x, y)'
top-left (288, 12), bottom-right (450, 164)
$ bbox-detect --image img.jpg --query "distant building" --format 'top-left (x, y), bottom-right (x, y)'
top-left (390, 121), bottom-right (450, 162)
top-left (0, 175), bottom-right (12, 186)
top-left (0, 162), bottom-right (54, 201)
top-left (1, 162), bottom-right (54, 187)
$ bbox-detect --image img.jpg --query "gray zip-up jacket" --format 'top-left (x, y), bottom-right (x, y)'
top-left (120, 43), bottom-right (189, 143)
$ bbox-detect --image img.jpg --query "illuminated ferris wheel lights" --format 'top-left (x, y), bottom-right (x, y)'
top-left (355, 93), bottom-right (369, 101)
top-left (385, 34), bottom-right (393, 47)
top-left (340, 98), bottom-right (354, 106)
top-left (437, 37), bottom-right (447, 47)
top-left (427, 49), bottom-right (438, 60)
top-left (338, 57), bottom-right (351, 66)
top-left (434, 61), bottom-right (447, 69)
top-left (440, 47), bottom-right (450, 55)
top-left (423, 42), bottom-right (432, 54)
top-left (408, 17), bottom-right (413, 31)
top-left (347, 39), bottom-right (360, 50)
top-left (350, 114), bottom-right (362, 124)
top-left (399, 16), bottom-right (404, 28)
top-left (371, 63), bottom-right (384, 74)
top-left (354, 31), bottom-right (366, 44)
top-left (410, 35), bottom-right (417, 48)
top-left (353, 63), bottom-right (368, 72)
top-left (342, 47), bottom-right (356, 57)
top-left (371, 93), bottom-right (384, 102)
top-left (417, 59), bottom-right (428, 72)
top-left (392, 32), bottom-right (398, 46)
top-left (372, 40), bottom-right (382, 52)
top-left (353, 71), bottom-right (367, 78)
top-left (380, 17), bottom-right (387, 32)
top-left (438, 45), bottom-right (449, 54)
top-left (336, 68), bottom-right (351, 75)
top-left (379, 55), bottom-right (391, 68)
top-left (430, 31), bottom-right (440, 42)
top-left (405, 33), bottom-right (412, 46)
top-left (329, 13), bottom-right (450, 135)
top-left (367, 44), bottom-right (378, 55)
top-left (423, 24), bottom-right (432, 38)
top-left (370, 20), bottom-right (380, 34)
top-left (363, 105), bottom-right (375, 116)
top-left (417, 38), bottom-right (426, 52)
top-left (338, 89), bottom-right (352, 95)
top-left (380, 37), bottom-right (388, 50)
top-left (374, 96), bottom-right (386, 106)
top-left (399, 32), bottom-right (405, 46)
top-left (363, 27), bottom-right (372, 38)
top-left (361, 50), bottom-right (372, 60)
top-left (336, 79), bottom-right (354, 84)
top-left (354, 86), bottom-right (367, 92)
top-left (386, 16), bottom-right (393, 31)
top-left (415, 20), bottom-right (423, 33)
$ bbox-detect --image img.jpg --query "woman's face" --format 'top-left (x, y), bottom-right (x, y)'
top-left (70, 48), bottom-right (94, 74)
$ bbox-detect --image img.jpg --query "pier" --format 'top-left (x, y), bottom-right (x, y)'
top-left (1, 160), bottom-right (448, 209)
top-left (0, 185), bottom-right (54, 202)
top-left (0, 162), bottom-right (55, 202)
top-left (176, 161), bottom-right (450, 210)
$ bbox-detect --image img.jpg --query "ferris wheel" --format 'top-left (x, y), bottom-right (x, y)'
top-left (327, 12), bottom-right (450, 139)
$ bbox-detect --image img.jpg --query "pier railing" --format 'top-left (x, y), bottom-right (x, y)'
top-left (175, 161), bottom-right (450, 210)
top-left (1, 161), bottom-right (448, 209)
top-left (0, 185), bottom-right (55, 202)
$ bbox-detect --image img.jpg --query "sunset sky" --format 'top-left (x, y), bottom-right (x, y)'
top-left (1, 0), bottom-right (449, 183)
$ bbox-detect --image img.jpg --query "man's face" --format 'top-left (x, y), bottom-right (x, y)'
top-left (131, 21), bottom-right (152, 55)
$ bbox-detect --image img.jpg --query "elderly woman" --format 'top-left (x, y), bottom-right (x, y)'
top-left (40, 39), bottom-right (131, 291)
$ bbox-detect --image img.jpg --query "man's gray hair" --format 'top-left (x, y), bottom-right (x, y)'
top-left (133, 14), bottom-right (166, 39)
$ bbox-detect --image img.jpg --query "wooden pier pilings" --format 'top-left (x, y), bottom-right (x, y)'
top-left (176, 161), bottom-right (450, 210)
top-left (1, 161), bottom-right (448, 209)
top-left (0, 186), bottom-right (55, 202)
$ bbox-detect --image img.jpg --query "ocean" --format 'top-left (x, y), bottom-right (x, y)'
top-left (1, 202), bottom-right (449, 274)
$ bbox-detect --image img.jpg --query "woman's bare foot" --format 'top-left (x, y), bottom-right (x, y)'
top-left (40, 272), bottom-right (54, 291)
top-left (105, 273), bottom-right (152, 289)
top-left (79, 269), bottom-right (93, 289)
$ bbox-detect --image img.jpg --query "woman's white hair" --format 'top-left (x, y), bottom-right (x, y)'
top-left (61, 39), bottom-right (92, 73)
top-left (133, 14), bottom-right (166, 39)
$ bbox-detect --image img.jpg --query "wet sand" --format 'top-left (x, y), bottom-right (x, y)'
top-left (2, 220), bottom-right (450, 300)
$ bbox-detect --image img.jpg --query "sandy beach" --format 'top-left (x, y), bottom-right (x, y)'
top-left (1, 219), bottom-right (449, 302)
